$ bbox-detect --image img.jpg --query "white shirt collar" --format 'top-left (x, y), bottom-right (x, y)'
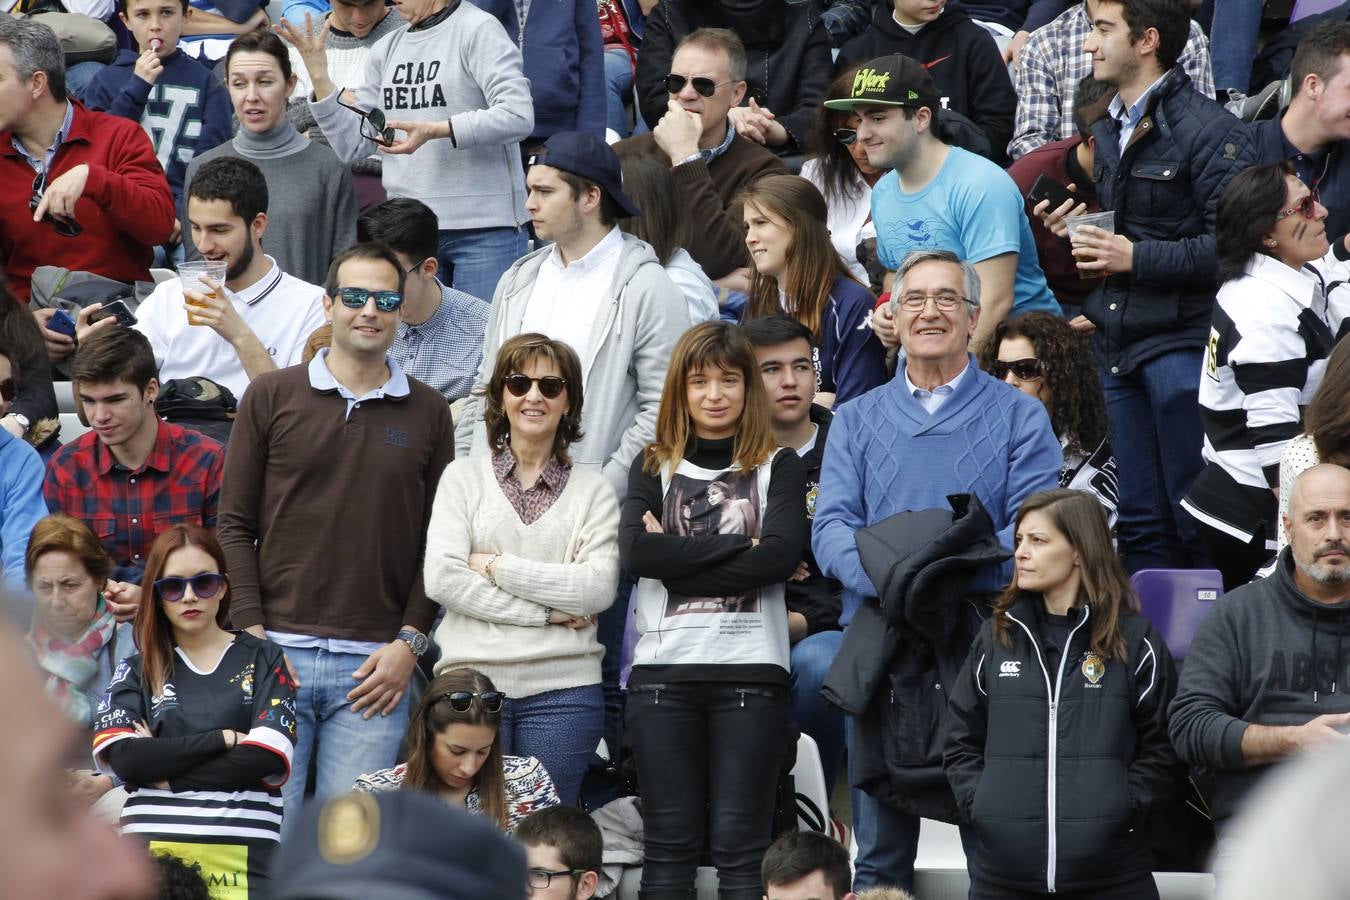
top-left (544, 226), bottom-right (625, 273)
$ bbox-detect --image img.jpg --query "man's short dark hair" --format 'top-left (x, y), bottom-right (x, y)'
top-left (761, 832), bottom-right (852, 898)
top-left (116, 0), bottom-right (190, 20)
top-left (514, 806), bottom-right (603, 875)
top-left (188, 157), bottom-right (268, 224)
top-left (1072, 75), bottom-right (1115, 138)
top-left (357, 197), bottom-right (439, 265)
top-left (71, 326), bottom-right (158, 393)
top-left (0, 18), bottom-right (67, 102)
top-left (556, 170), bottom-right (625, 228)
top-left (742, 315), bottom-right (816, 351)
top-left (324, 242), bottom-right (407, 299)
top-left (1114, 0), bottom-right (1189, 72)
top-left (1292, 21), bottom-right (1350, 90)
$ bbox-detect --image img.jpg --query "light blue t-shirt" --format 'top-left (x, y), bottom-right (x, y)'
top-left (872, 146), bottom-right (1060, 316)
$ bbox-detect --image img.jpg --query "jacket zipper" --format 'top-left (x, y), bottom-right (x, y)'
top-left (1007, 607), bottom-right (1091, 894)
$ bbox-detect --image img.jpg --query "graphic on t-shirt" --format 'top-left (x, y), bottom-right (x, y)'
top-left (663, 470), bottom-right (762, 615)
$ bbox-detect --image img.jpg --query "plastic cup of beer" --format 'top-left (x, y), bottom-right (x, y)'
top-left (1065, 210), bottom-right (1115, 277)
top-left (178, 261), bottom-right (227, 325)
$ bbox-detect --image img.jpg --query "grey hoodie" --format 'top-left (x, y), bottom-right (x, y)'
top-left (1168, 548), bottom-right (1350, 826)
top-left (454, 232), bottom-right (690, 498)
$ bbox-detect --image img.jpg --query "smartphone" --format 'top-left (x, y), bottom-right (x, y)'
top-left (1027, 173), bottom-right (1078, 211)
top-left (91, 300), bottom-right (138, 328)
top-left (47, 308), bottom-right (77, 339)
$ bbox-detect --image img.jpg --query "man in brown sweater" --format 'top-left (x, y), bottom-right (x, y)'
top-left (615, 26), bottom-right (784, 281)
top-left (217, 242), bottom-right (454, 825)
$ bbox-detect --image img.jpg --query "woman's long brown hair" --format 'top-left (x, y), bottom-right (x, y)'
top-left (642, 322), bottom-right (778, 478)
top-left (991, 489), bottom-right (1136, 661)
top-left (402, 668), bottom-right (507, 829)
top-left (740, 174), bottom-right (863, 338)
top-left (134, 524), bottom-right (232, 697)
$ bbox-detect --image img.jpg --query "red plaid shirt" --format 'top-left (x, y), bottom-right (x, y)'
top-left (44, 419), bottom-right (225, 582)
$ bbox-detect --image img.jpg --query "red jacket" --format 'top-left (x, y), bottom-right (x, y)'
top-left (1007, 137), bottom-right (1101, 310)
top-left (0, 100), bottom-right (175, 300)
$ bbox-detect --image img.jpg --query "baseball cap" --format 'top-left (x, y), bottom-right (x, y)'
top-left (823, 54), bottom-right (941, 113)
top-left (528, 131), bottom-right (642, 218)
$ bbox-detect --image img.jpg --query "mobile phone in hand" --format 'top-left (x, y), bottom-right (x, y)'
top-left (48, 308), bottom-right (77, 339)
top-left (1027, 173), bottom-right (1077, 211)
top-left (91, 300), bottom-right (138, 328)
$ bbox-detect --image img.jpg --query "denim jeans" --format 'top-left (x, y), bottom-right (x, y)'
top-left (499, 684), bottom-right (604, 806)
top-left (789, 630), bottom-right (844, 793)
top-left (1209, 0), bottom-right (1262, 94)
top-left (280, 645), bottom-right (412, 832)
top-left (436, 225), bottom-right (529, 304)
top-left (65, 61), bottom-right (106, 101)
top-left (604, 48), bottom-right (634, 137)
top-left (1101, 348), bottom-right (1208, 572)
top-left (627, 679), bottom-right (791, 898)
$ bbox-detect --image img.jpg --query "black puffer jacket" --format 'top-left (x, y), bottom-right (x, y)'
top-left (1087, 67), bottom-right (1255, 375)
top-left (945, 594), bottom-right (1179, 893)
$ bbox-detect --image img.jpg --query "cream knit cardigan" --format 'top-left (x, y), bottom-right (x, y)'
top-left (424, 456), bottom-right (621, 698)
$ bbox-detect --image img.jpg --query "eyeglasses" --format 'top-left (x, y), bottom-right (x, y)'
top-left (897, 292), bottom-right (971, 312)
top-left (29, 170), bottom-right (83, 238)
top-left (154, 573), bottom-right (226, 603)
top-left (335, 96), bottom-right (396, 146)
top-left (443, 691), bottom-right (505, 713)
top-left (504, 374), bottom-right (567, 399)
top-left (834, 127), bottom-right (858, 145)
top-left (336, 287), bottom-right (404, 312)
top-left (1276, 191), bottom-right (1320, 221)
top-left (527, 869), bottom-right (585, 889)
top-left (0, 378), bottom-right (14, 403)
top-left (664, 73), bottom-right (733, 97)
top-left (989, 357), bottom-right (1046, 381)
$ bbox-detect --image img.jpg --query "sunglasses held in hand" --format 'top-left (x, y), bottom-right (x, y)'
top-left (335, 97), bottom-right (396, 146)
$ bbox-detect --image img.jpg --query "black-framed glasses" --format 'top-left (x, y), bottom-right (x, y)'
top-left (664, 73), bottom-right (732, 97)
top-left (834, 127), bottom-right (857, 145)
top-left (989, 357), bottom-right (1046, 381)
top-left (527, 869), bottom-right (585, 889)
top-left (336, 287), bottom-right (403, 312)
top-left (335, 96), bottom-right (396, 146)
top-left (897, 292), bottom-right (971, 312)
top-left (0, 378), bottom-right (14, 403)
top-left (443, 691), bottom-right (505, 713)
top-left (30, 170), bottom-right (83, 238)
top-left (154, 573), bottom-right (226, 603)
top-left (1276, 190), bottom-right (1320, 221)
top-left (504, 374), bottom-right (567, 399)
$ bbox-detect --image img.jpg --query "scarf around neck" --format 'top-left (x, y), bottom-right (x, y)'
top-left (232, 119), bottom-right (309, 159)
top-left (29, 596), bottom-right (118, 726)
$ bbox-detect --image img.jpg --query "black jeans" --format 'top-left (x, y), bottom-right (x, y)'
top-left (627, 680), bottom-right (791, 899)
top-left (969, 872), bottom-right (1159, 900)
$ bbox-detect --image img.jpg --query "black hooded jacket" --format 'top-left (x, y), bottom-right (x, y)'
top-left (836, 6), bottom-right (1016, 162)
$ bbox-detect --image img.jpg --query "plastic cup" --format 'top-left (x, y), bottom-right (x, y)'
top-left (178, 261), bottom-right (227, 325)
top-left (1065, 211), bottom-right (1115, 277)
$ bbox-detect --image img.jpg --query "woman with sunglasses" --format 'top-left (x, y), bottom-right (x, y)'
top-left (425, 333), bottom-right (619, 807)
top-left (354, 668), bottom-right (560, 831)
top-left (801, 69), bottom-right (888, 290)
top-left (92, 524), bottom-right (296, 898)
top-left (979, 312), bottom-right (1117, 528)
top-left (182, 30), bottom-right (356, 287)
top-left (621, 321), bottom-right (807, 900)
top-left (1182, 161), bottom-right (1350, 590)
top-left (741, 174), bottom-right (888, 409)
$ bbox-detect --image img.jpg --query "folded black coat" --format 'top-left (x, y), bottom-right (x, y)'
top-left (821, 493), bottom-right (1010, 821)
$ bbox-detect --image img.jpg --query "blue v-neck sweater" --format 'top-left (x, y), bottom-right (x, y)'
top-left (812, 354), bottom-right (1062, 626)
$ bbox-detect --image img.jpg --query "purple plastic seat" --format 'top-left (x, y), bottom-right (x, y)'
top-left (1130, 568), bottom-right (1224, 659)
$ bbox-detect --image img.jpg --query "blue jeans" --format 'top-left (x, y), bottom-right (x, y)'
top-left (1101, 348), bottom-right (1208, 572)
top-left (604, 48), bottom-right (634, 137)
top-left (499, 684), bottom-right (604, 806)
top-left (789, 630), bottom-right (844, 793)
top-left (1209, 0), bottom-right (1262, 93)
top-left (280, 645), bottom-right (412, 832)
top-left (436, 225), bottom-right (529, 304)
top-left (65, 61), bottom-right (106, 101)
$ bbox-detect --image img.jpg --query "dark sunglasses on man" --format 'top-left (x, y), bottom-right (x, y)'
top-left (335, 96), bottom-right (396, 146)
top-left (336, 287), bottom-right (404, 312)
top-left (664, 73), bottom-right (733, 98)
top-left (30, 170), bottom-right (83, 238)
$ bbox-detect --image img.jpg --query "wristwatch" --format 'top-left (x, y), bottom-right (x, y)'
top-left (396, 629), bottom-right (428, 658)
top-left (6, 413), bottom-right (29, 435)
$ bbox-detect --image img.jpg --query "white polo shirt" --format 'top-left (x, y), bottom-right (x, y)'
top-left (134, 256), bottom-right (327, 400)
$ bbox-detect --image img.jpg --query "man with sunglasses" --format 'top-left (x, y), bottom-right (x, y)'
top-left (0, 347), bottom-right (47, 597)
top-left (0, 18), bottom-right (175, 312)
top-left (616, 27), bottom-right (786, 281)
top-left (219, 242), bottom-right (455, 824)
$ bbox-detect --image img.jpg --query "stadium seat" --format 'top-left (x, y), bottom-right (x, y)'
top-left (1131, 569), bottom-right (1223, 660)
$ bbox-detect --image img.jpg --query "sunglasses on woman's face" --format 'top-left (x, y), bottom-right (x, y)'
top-left (663, 73), bottom-right (730, 97)
top-left (833, 127), bottom-right (858, 146)
top-left (443, 690), bottom-right (505, 713)
top-left (1276, 191), bottom-right (1320, 221)
top-left (503, 374), bottom-right (567, 399)
top-left (154, 573), bottom-right (226, 603)
top-left (989, 358), bottom-right (1046, 381)
top-left (0, 378), bottom-right (14, 403)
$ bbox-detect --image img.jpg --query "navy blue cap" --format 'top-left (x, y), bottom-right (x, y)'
top-left (528, 131), bottom-right (641, 218)
top-left (267, 791), bottom-right (527, 900)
